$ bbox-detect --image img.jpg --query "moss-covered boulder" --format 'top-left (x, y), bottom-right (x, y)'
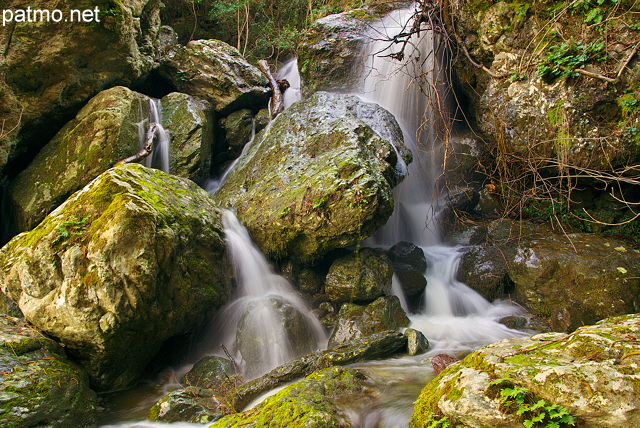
top-left (0, 164), bottom-right (231, 391)
top-left (0, 0), bottom-right (160, 183)
top-left (452, 1), bottom-right (640, 173)
top-left (183, 356), bottom-right (237, 389)
top-left (325, 248), bottom-right (393, 303)
top-left (213, 92), bottom-right (409, 262)
top-left (160, 92), bottom-right (213, 184)
top-left (298, 9), bottom-right (373, 94)
top-left (0, 316), bottom-right (96, 428)
top-left (5, 86), bottom-right (149, 233)
top-left (496, 221), bottom-right (640, 332)
top-left (212, 366), bottom-right (374, 427)
top-left (157, 39), bottom-right (271, 114)
top-left (411, 314), bottom-right (640, 428)
top-left (328, 296), bottom-right (410, 348)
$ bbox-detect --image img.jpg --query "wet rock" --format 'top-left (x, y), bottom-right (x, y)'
top-left (5, 87), bottom-right (149, 233)
top-left (328, 296), bottom-right (410, 348)
top-left (405, 328), bottom-right (429, 356)
top-left (160, 92), bottom-right (213, 184)
top-left (437, 187), bottom-right (480, 234)
top-left (430, 354), bottom-right (460, 376)
top-left (387, 241), bottom-right (427, 298)
top-left (298, 10), bottom-right (372, 94)
top-left (213, 367), bottom-right (374, 427)
top-left (236, 296), bottom-right (317, 378)
top-left (183, 356), bottom-right (237, 389)
top-left (494, 220), bottom-right (640, 332)
top-left (444, 135), bottom-right (489, 187)
top-left (457, 245), bottom-right (509, 301)
top-left (227, 330), bottom-right (408, 411)
top-left (213, 92), bottom-right (409, 262)
top-left (158, 39), bottom-right (271, 114)
top-left (412, 314), bottom-right (640, 427)
top-left (0, 316), bottom-right (96, 428)
top-left (0, 0), bottom-right (160, 183)
top-left (0, 164), bottom-right (231, 391)
top-left (219, 109), bottom-right (255, 158)
top-left (297, 268), bottom-right (325, 295)
top-left (149, 386), bottom-right (232, 424)
top-left (474, 187), bottom-right (504, 217)
top-left (325, 248), bottom-right (393, 303)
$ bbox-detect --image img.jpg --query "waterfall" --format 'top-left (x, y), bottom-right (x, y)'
top-left (277, 58), bottom-right (302, 108)
top-left (138, 99), bottom-right (170, 173)
top-left (200, 210), bottom-right (327, 380)
top-left (356, 4), bottom-right (523, 347)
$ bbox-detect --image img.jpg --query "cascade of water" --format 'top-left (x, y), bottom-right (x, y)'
top-left (138, 99), bottom-right (170, 173)
top-left (277, 58), bottom-right (302, 108)
top-left (201, 210), bottom-right (327, 380)
top-left (357, 4), bottom-right (523, 337)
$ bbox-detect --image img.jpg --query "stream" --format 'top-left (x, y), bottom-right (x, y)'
top-left (97, 4), bottom-right (526, 427)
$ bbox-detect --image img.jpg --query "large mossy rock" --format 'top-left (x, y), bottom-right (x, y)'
top-left (411, 314), bottom-right (640, 428)
top-left (452, 1), bottom-right (640, 172)
top-left (149, 386), bottom-right (232, 425)
top-left (212, 366), bottom-right (373, 427)
top-left (0, 0), bottom-right (160, 182)
top-left (490, 220), bottom-right (640, 332)
top-left (5, 87), bottom-right (148, 233)
top-left (325, 248), bottom-right (393, 303)
top-left (213, 92), bottom-right (409, 262)
top-left (0, 164), bottom-right (230, 391)
top-left (298, 9), bottom-right (373, 94)
top-left (328, 296), bottom-right (410, 348)
top-left (0, 316), bottom-right (96, 428)
top-left (160, 92), bottom-right (213, 184)
top-left (157, 39), bottom-right (271, 114)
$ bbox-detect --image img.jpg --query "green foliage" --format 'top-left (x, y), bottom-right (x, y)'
top-left (52, 216), bottom-right (89, 247)
top-left (424, 414), bottom-right (453, 428)
top-left (537, 40), bottom-right (605, 80)
top-left (618, 93), bottom-right (639, 117)
top-left (570, 0), bottom-right (620, 24)
top-left (489, 376), bottom-right (576, 428)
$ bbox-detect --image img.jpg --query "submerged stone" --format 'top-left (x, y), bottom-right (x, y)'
top-left (214, 92), bottom-right (410, 262)
top-left (0, 164), bottom-right (231, 391)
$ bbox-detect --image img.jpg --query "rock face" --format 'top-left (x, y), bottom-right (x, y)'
top-left (0, 316), bottom-right (96, 428)
top-left (499, 222), bottom-right (640, 332)
top-left (0, 0), bottom-right (160, 182)
top-left (325, 248), bottom-right (393, 303)
top-left (298, 10), bottom-right (373, 94)
top-left (457, 245), bottom-right (509, 302)
top-left (0, 164), bottom-right (230, 391)
top-left (158, 39), bottom-right (271, 114)
top-left (214, 92), bottom-right (409, 262)
top-left (452, 1), bottom-right (640, 172)
top-left (5, 87), bottom-right (148, 233)
top-left (387, 241), bottom-right (427, 299)
top-left (411, 314), bottom-right (640, 428)
top-left (213, 367), bottom-right (374, 428)
top-left (160, 92), bottom-right (213, 184)
top-left (149, 386), bottom-right (232, 425)
top-left (328, 296), bottom-right (410, 348)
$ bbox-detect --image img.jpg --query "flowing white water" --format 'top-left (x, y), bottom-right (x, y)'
top-left (277, 58), bottom-right (302, 108)
top-left (199, 210), bottom-right (327, 380)
top-left (138, 99), bottom-right (170, 173)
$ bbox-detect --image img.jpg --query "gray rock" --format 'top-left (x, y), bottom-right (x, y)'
top-left (405, 328), bottom-right (429, 356)
top-left (325, 248), bottom-right (393, 303)
top-left (213, 92), bottom-right (409, 262)
top-left (387, 241), bottom-right (427, 298)
top-left (328, 296), bottom-right (410, 348)
top-left (158, 39), bottom-right (271, 114)
top-left (149, 386), bottom-right (232, 424)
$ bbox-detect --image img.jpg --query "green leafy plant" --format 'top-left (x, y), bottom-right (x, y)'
top-left (489, 376), bottom-right (577, 428)
top-left (52, 216), bottom-right (90, 247)
top-left (537, 40), bottom-right (606, 80)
